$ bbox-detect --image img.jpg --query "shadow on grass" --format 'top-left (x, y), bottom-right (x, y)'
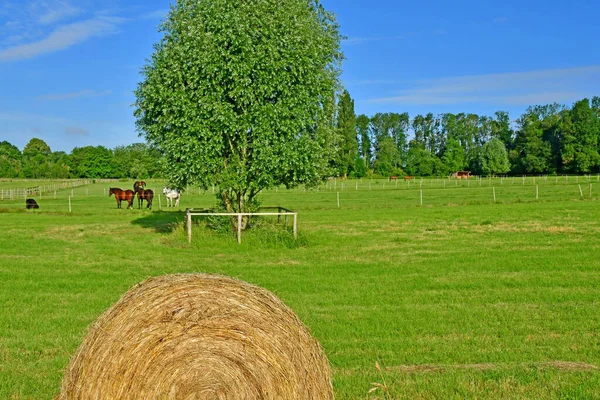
top-left (131, 210), bottom-right (185, 233)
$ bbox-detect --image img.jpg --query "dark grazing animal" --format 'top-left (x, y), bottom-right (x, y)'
top-left (25, 198), bottom-right (39, 209)
top-left (136, 188), bottom-right (154, 209)
top-left (109, 188), bottom-right (135, 209)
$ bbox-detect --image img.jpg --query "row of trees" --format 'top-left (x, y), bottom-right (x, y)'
top-left (3, 95), bottom-right (598, 180)
top-left (0, 138), bottom-right (162, 179)
top-left (333, 94), bottom-right (600, 178)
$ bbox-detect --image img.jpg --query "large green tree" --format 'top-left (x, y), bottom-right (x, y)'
top-left (560, 99), bottom-right (600, 173)
top-left (412, 113), bottom-right (441, 155)
top-left (477, 138), bottom-right (510, 176)
top-left (405, 141), bottom-right (442, 177)
top-left (373, 137), bottom-right (401, 176)
top-left (112, 143), bottom-right (163, 179)
top-left (134, 0), bottom-right (342, 229)
top-left (0, 141), bottom-right (22, 178)
top-left (440, 137), bottom-right (466, 174)
top-left (512, 108), bottom-right (553, 174)
top-left (370, 112), bottom-right (409, 163)
top-left (22, 138), bottom-right (52, 178)
top-left (70, 146), bottom-right (114, 178)
top-left (23, 138), bottom-right (51, 157)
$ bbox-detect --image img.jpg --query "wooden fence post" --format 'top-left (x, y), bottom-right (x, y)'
top-left (293, 214), bottom-right (297, 240)
top-left (187, 210), bottom-right (192, 243)
top-left (237, 214), bottom-right (242, 244)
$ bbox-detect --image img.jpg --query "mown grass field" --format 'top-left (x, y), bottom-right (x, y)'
top-left (1, 177), bottom-right (600, 399)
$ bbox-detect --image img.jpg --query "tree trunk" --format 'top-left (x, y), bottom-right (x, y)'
top-left (220, 190), bottom-right (250, 231)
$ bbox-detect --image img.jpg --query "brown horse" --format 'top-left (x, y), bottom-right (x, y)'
top-left (109, 188), bottom-right (135, 209)
top-left (133, 180), bottom-right (147, 192)
top-left (136, 188), bottom-right (154, 209)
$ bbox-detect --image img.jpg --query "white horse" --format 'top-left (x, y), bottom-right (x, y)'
top-left (162, 187), bottom-right (181, 207)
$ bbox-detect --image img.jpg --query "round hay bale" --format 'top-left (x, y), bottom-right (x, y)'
top-left (59, 274), bottom-right (333, 399)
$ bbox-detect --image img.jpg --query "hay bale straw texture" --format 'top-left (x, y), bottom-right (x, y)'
top-left (59, 274), bottom-right (333, 399)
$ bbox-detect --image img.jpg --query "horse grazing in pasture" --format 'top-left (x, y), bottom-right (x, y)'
top-left (133, 181), bottom-right (147, 192)
top-left (163, 187), bottom-right (181, 207)
top-left (136, 188), bottom-right (154, 209)
top-left (109, 188), bottom-right (135, 209)
top-left (389, 176), bottom-right (398, 182)
top-left (404, 176), bottom-right (413, 181)
top-left (25, 198), bottom-right (39, 209)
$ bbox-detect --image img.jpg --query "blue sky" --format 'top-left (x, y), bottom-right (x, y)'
top-left (1, 0), bottom-right (599, 152)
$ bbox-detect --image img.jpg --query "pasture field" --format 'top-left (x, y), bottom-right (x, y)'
top-left (1, 178), bottom-right (600, 399)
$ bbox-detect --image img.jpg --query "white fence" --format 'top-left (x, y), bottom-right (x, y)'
top-left (0, 179), bottom-right (118, 200)
top-left (185, 207), bottom-right (297, 244)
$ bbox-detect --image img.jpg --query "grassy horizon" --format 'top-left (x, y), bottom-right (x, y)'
top-left (1, 180), bottom-right (600, 398)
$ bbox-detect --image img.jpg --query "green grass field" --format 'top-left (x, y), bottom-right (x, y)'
top-left (1, 178), bottom-right (600, 399)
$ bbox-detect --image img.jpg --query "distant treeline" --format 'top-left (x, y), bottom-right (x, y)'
top-left (0, 140), bottom-right (162, 179)
top-left (2, 95), bottom-right (599, 179)
top-left (334, 93), bottom-right (600, 177)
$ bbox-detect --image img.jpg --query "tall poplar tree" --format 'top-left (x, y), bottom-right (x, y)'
top-left (336, 90), bottom-right (358, 177)
top-left (356, 114), bottom-right (371, 169)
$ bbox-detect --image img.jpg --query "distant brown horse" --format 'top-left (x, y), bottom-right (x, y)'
top-left (109, 188), bottom-right (135, 209)
top-left (136, 188), bottom-right (154, 209)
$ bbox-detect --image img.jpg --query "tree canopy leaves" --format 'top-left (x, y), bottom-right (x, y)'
top-left (134, 0), bottom-right (343, 220)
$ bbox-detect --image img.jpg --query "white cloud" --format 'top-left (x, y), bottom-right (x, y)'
top-left (0, 16), bottom-right (125, 62)
top-left (368, 65), bottom-right (600, 106)
top-left (36, 90), bottom-right (112, 101)
top-left (34, 1), bottom-right (81, 25)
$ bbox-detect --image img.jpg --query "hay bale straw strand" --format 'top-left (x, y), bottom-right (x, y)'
top-left (60, 274), bottom-right (333, 399)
